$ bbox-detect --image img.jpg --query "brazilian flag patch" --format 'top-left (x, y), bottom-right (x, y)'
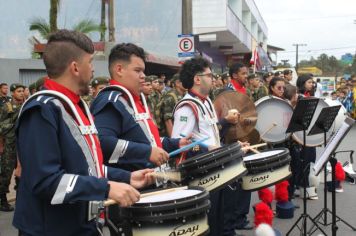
top-left (180, 116), bottom-right (188, 122)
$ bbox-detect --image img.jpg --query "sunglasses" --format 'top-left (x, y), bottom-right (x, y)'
top-left (276, 86), bottom-right (286, 91)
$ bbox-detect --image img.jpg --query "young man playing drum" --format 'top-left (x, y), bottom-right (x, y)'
top-left (171, 57), bottom-right (244, 236)
top-left (13, 30), bottom-right (154, 236)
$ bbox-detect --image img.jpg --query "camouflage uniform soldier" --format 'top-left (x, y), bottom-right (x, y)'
top-left (0, 83), bottom-right (25, 211)
top-left (82, 76), bottom-right (109, 106)
top-left (148, 75), bottom-right (162, 112)
top-left (154, 74), bottom-right (186, 137)
top-left (0, 83), bottom-right (11, 107)
top-left (142, 76), bottom-right (154, 113)
top-left (246, 73), bottom-right (268, 102)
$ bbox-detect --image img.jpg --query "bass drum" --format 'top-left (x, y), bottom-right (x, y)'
top-left (292, 98), bottom-right (345, 147)
top-left (255, 96), bottom-right (293, 144)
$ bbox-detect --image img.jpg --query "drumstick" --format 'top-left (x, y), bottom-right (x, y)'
top-left (148, 171), bottom-right (182, 182)
top-left (241, 143), bottom-right (267, 152)
top-left (248, 148), bottom-right (260, 154)
top-left (249, 143), bottom-right (267, 149)
top-left (260, 123), bottom-right (277, 137)
top-left (103, 186), bottom-right (188, 206)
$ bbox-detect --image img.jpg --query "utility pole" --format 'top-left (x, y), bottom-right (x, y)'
top-left (100, 0), bottom-right (106, 42)
top-left (182, 0), bottom-right (192, 34)
top-left (293, 43), bottom-right (307, 72)
top-left (108, 0), bottom-right (115, 42)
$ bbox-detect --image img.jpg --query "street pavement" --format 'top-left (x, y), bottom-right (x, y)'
top-left (1, 125), bottom-right (356, 236)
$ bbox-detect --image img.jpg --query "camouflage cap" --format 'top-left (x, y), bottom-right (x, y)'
top-left (171, 73), bottom-right (180, 83)
top-left (221, 72), bottom-right (230, 79)
top-left (145, 76), bottom-right (153, 83)
top-left (150, 75), bottom-right (159, 82)
top-left (247, 73), bottom-right (258, 80)
top-left (91, 76), bottom-right (109, 87)
top-left (10, 83), bottom-right (25, 92)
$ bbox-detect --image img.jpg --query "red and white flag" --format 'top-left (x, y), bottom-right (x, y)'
top-left (250, 48), bottom-right (259, 65)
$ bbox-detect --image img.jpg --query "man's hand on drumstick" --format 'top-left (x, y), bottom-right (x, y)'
top-left (149, 147), bottom-right (169, 166)
top-left (238, 140), bottom-right (250, 153)
top-left (108, 181), bottom-right (140, 207)
top-left (130, 169), bottom-right (155, 189)
top-left (225, 109), bottom-right (240, 124)
top-left (178, 133), bottom-right (193, 148)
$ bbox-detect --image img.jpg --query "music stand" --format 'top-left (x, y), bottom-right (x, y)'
top-left (312, 117), bottom-right (355, 236)
top-left (285, 97), bottom-right (327, 236)
top-left (307, 106), bottom-right (354, 234)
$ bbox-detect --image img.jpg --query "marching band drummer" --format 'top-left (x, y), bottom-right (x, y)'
top-left (171, 57), bottom-right (245, 236)
top-left (268, 78), bottom-right (302, 205)
top-left (90, 43), bottom-right (192, 172)
top-left (13, 30), bottom-right (154, 236)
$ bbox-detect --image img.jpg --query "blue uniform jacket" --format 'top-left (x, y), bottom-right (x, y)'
top-left (13, 95), bottom-right (131, 236)
top-left (91, 89), bottom-right (180, 171)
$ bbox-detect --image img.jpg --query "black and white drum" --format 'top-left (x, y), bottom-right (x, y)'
top-left (242, 148), bottom-right (291, 191)
top-left (117, 186), bottom-right (210, 236)
top-left (255, 96), bottom-right (293, 144)
top-left (292, 98), bottom-right (346, 147)
top-left (178, 143), bottom-right (247, 192)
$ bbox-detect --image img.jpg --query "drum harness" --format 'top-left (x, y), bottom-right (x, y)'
top-left (19, 90), bottom-right (107, 235)
top-left (173, 95), bottom-right (221, 147)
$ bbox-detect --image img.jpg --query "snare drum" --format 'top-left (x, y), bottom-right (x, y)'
top-left (292, 98), bottom-right (344, 147)
top-left (116, 186), bottom-right (210, 236)
top-left (242, 148), bottom-right (291, 191)
top-left (255, 96), bottom-right (293, 144)
top-left (178, 143), bottom-right (247, 192)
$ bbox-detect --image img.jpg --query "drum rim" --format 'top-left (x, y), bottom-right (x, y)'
top-left (181, 151), bottom-right (244, 177)
top-left (129, 186), bottom-right (207, 206)
top-left (126, 199), bottom-right (210, 222)
top-left (178, 143), bottom-right (241, 168)
top-left (127, 188), bottom-right (209, 212)
top-left (244, 148), bottom-right (289, 164)
top-left (245, 155), bottom-right (291, 174)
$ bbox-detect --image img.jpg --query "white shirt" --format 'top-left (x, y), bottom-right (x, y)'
top-left (315, 82), bottom-right (323, 98)
top-left (171, 93), bottom-right (220, 147)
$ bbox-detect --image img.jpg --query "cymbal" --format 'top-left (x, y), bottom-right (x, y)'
top-left (239, 129), bottom-right (261, 145)
top-left (214, 90), bottom-right (257, 143)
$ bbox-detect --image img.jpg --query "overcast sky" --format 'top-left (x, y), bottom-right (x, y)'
top-left (254, 0), bottom-right (356, 65)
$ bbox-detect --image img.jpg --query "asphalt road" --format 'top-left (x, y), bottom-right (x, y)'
top-left (1, 125), bottom-right (356, 236)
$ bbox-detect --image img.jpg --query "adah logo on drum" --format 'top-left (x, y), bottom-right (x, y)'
top-left (249, 174), bottom-right (269, 184)
top-left (169, 224), bottom-right (199, 236)
top-left (198, 173), bottom-right (220, 187)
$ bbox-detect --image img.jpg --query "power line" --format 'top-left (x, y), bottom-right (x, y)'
top-left (278, 45), bottom-right (356, 54)
top-left (266, 14), bottom-right (356, 22)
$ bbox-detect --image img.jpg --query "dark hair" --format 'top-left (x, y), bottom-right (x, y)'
top-left (268, 77), bottom-right (285, 94)
top-left (283, 69), bottom-right (292, 75)
top-left (283, 84), bottom-right (297, 101)
top-left (179, 57), bottom-right (210, 89)
top-left (316, 78), bottom-right (321, 83)
top-left (296, 73), bottom-right (313, 94)
top-left (108, 43), bottom-right (146, 76)
top-left (0, 83), bottom-right (8, 88)
top-left (43, 29), bottom-right (94, 78)
top-left (229, 63), bottom-right (246, 78)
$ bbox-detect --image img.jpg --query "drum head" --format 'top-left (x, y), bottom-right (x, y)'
top-left (138, 189), bottom-right (202, 204)
top-left (255, 96), bottom-right (293, 143)
top-left (244, 149), bottom-right (286, 162)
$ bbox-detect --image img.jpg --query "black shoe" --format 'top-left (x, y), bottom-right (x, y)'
top-left (236, 223), bottom-right (253, 230)
top-left (0, 203), bottom-right (14, 212)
